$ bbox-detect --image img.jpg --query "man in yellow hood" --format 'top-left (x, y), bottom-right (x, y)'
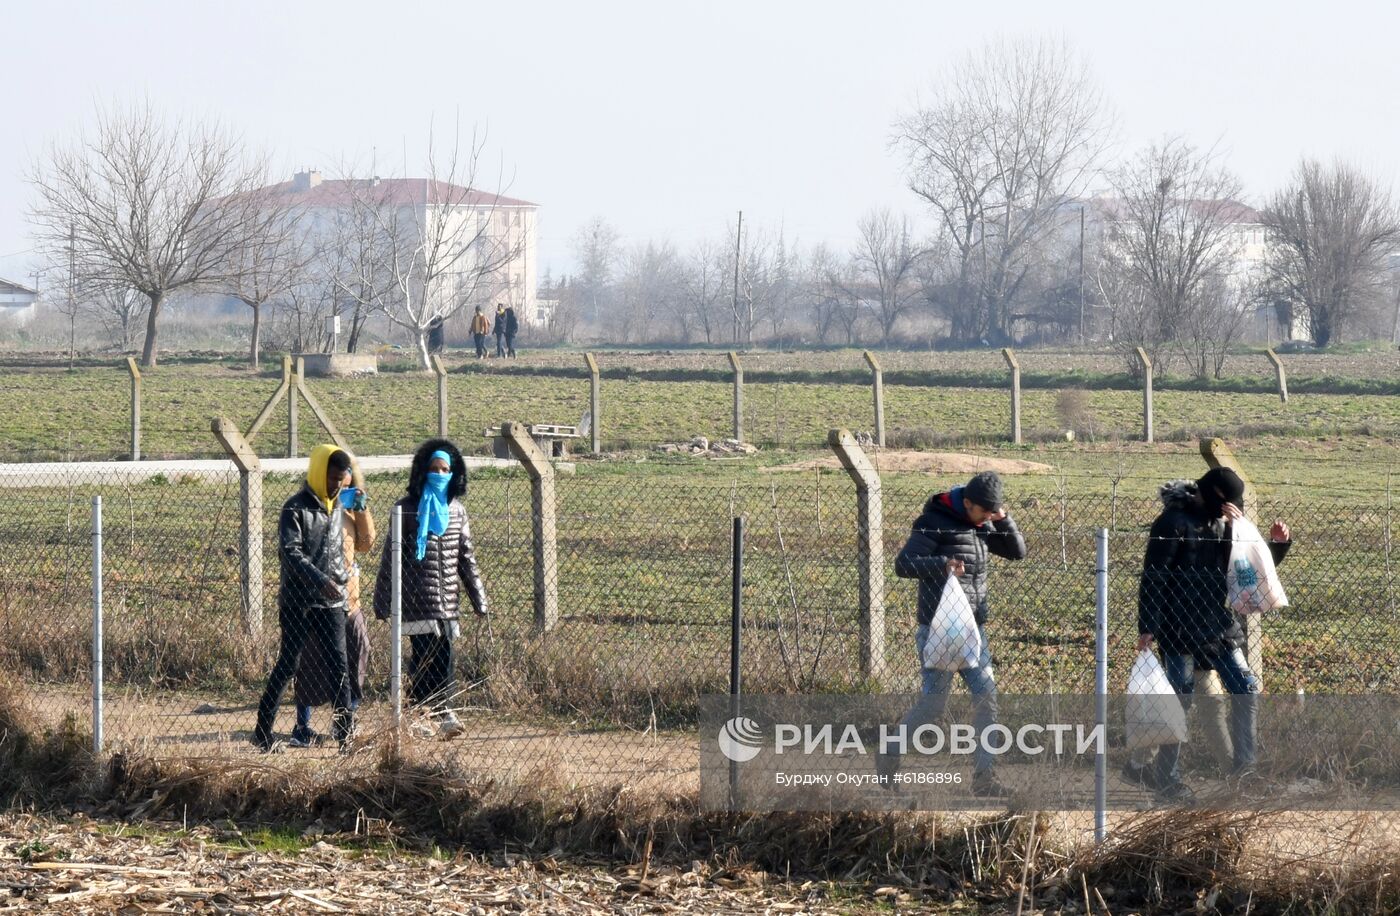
top-left (253, 444), bottom-right (356, 752)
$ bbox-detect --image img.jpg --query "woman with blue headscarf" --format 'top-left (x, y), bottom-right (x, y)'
top-left (373, 439), bottom-right (488, 737)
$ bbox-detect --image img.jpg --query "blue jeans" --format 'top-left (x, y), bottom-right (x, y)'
top-left (891, 624), bottom-right (999, 775)
top-left (1155, 647), bottom-right (1260, 785)
top-left (295, 697), bottom-right (359, 734)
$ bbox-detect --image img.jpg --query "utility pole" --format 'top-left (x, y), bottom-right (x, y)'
top-left (67, 223), bottom-right (77, 371)
top-left (1078, 204), bottom-right (1086, 347)
top-left (732, 211), bottom-right (743, 345)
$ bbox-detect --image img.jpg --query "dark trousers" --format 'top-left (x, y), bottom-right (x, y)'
top-left (494, 333), bottom-right (506, 357)
top-left (409, 633), bottom-right (456, 710)
top-left (473, 333), bottom-right (487, 358)
top-left (505, 333), bottom-right (516, 357)
top-left (256, 605), bottom-right (351, 745)
top-left (1155, 647), bottom-right (1260, 785)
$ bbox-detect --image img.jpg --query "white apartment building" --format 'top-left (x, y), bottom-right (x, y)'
top-left (266, 170), bottom-right (541, 335)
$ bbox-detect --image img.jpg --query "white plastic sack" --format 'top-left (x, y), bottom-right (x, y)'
top-left (921, 576), bottom-right (982, 672)
top-left (1124, 649), bottom-right (1188, 750)
top-left (1229, 517), bottom-right (1289, 615)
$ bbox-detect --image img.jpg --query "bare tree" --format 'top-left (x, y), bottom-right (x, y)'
top-left (571, 217), bottom-right (620, 328)
top-left (1260, 159), bottom-right (1400, 347)
top-left (90, 283), bottom-right (149, 351)
top-left (221, 198), bottom-right (310, 368)
top-left (850, 209), bottom-right (922, 342)
top-left (1104, 139), bottom-right (1244, 375)
top-left (680, 239), bottom-right (727, 344)
top-left (338, 127), bottom-right (523, 368)
top-left (613, 241), bottom-right (683, 343)
top-left (29, 101), bottom-right (277, 367)
top-left (895, 38), bottom-right (1111, 344)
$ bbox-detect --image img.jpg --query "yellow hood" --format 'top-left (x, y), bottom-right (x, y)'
top-left (306, 444), bottom-right (348, 511)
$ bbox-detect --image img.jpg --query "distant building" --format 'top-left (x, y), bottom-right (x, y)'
top-left (0, 278), bottom-right (37, 325)
top-left (247, 171), bottom-right (542, 339)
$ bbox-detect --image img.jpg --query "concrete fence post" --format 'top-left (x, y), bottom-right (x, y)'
top-left (1001, 348), bottom-right (1022, 445)
top-left (584, 352), bottom-right (601, 454)
top-left (125, 357), bottom-right (141, 462)
top-left (827, 428), bottom-right (886, 684)
top-left (728, 351), bottom-right (744, 443)
top-left (1265, 348), bottom-right (1288, 403)
top-left (431, 355), bottom-right (449, 438)
top-left (501, 421), bottom-right (559, 633)
top-left (1136, 347), bottom-right (1154, 444)
top-left (863, 350), bottom-right (885, 448)
top-left (212, 418), bottom-right (264, 637)
top-left (287, 356), bottom-right (300, 458)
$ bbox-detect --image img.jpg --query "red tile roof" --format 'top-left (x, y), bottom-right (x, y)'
top-left (253, 177), bottom-right (536, 209)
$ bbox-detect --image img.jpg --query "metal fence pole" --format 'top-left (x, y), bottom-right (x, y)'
top-left (391, 504), bottom-right (403, 729)
top-left (1094, 527), bottom-right (1108, 844)
top-left (92, 494), bottom-right (104, 755)
top-left (729, 515), bottom-right (744, 812)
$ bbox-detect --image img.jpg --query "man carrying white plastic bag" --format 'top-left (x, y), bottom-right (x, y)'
top-left (1128, 468), bottom-right (1292, 803)
top-left (877, 471), bottom-right (1028, 798)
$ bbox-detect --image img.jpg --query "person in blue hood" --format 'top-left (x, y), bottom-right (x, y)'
top-left (373, 439), bottom-right (488, 738)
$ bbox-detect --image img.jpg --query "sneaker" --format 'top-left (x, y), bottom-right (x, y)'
top-left (434, 710), bottom-right (466, 738)
top-left (1121, 759), bottom-right (1162, 791)
top-left (287, 727), bottom-right (326, 749)
top-left (971, 771), bottom-right (1009, 799)
top-left (1154, 780), bottom-right (1196, 805)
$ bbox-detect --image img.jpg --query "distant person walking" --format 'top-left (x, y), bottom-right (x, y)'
top-left (253, 445), bottom-right (356, 753)
top-left (492, 303), bottom-right (508, 358)
top-left (470, 306), bottom-right (490, 359)
top-left (373, 439), bottom-right (488, 738)
top-left (427, 315), bottom-right (445, 355)
top-left (504, 304), bottom-right (519, 358)
top-left (288, 471), bottom-right (375, 748)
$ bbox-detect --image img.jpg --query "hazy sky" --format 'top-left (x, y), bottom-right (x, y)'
top-left (3, 0), bottom-right (1397, 286)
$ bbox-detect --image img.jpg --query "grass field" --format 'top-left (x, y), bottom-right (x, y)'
top-left (6, 345), bottom-right (1400, 461)
top-left (3, 346), bottom-right (1399, 748)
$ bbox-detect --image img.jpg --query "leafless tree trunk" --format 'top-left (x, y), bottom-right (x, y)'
top-left (221, 196), bottom-right (310, 368)
top-left (90, 284), bottom-right (149, 351)
top-left (894, 38), bottom-right (1112, 344)
top-left (1260, 159), bottom-right (1400, 348)
top-left (1103, 139), bottom-right (1244, 376)
top-left (850, 209), bottom-right (922, 342)
top-left (345, 124), bottom-right (525, 368)
top-left (29, 100), bottom-right (276, 367)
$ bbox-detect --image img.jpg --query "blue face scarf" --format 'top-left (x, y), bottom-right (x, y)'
top-left (416, 450), bottom-right (455, 560)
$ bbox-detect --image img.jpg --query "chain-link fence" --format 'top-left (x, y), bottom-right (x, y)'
top-left (2, 452), bottom-right (1398, 819)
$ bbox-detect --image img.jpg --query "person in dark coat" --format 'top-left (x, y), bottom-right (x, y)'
top-left (289, 471), bottom-right (375, 747)
top-left (253, 445), bottom-right (355, 752)
top-left (427, 315), bottom-right (445, 355)
top-left (877, 471), bottom-right (1027, 797)
top-left (504, 305), bottom-right (519, 358)
top-left (373, 439), bottom-right (488, 737)
top-left (1129, 468), bottom-right (1292, 801)
top-left (492, 304), bottom-right (508, 358)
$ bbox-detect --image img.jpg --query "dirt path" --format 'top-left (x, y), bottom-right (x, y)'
top-left (24, 684), bottom-right (698, 791)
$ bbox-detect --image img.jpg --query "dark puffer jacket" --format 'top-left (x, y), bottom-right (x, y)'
top-left (373, 498), bottom-right (487, 622)
top-left (894, 489), bottom-right (1028, 625)
top-left (1138, 480), bottom-right (1291, 656)
top-left (279, 485), bottom-right (349, 610)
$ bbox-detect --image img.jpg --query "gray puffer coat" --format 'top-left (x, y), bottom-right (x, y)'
top-left (373, 498), bottom-right (487, 622)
